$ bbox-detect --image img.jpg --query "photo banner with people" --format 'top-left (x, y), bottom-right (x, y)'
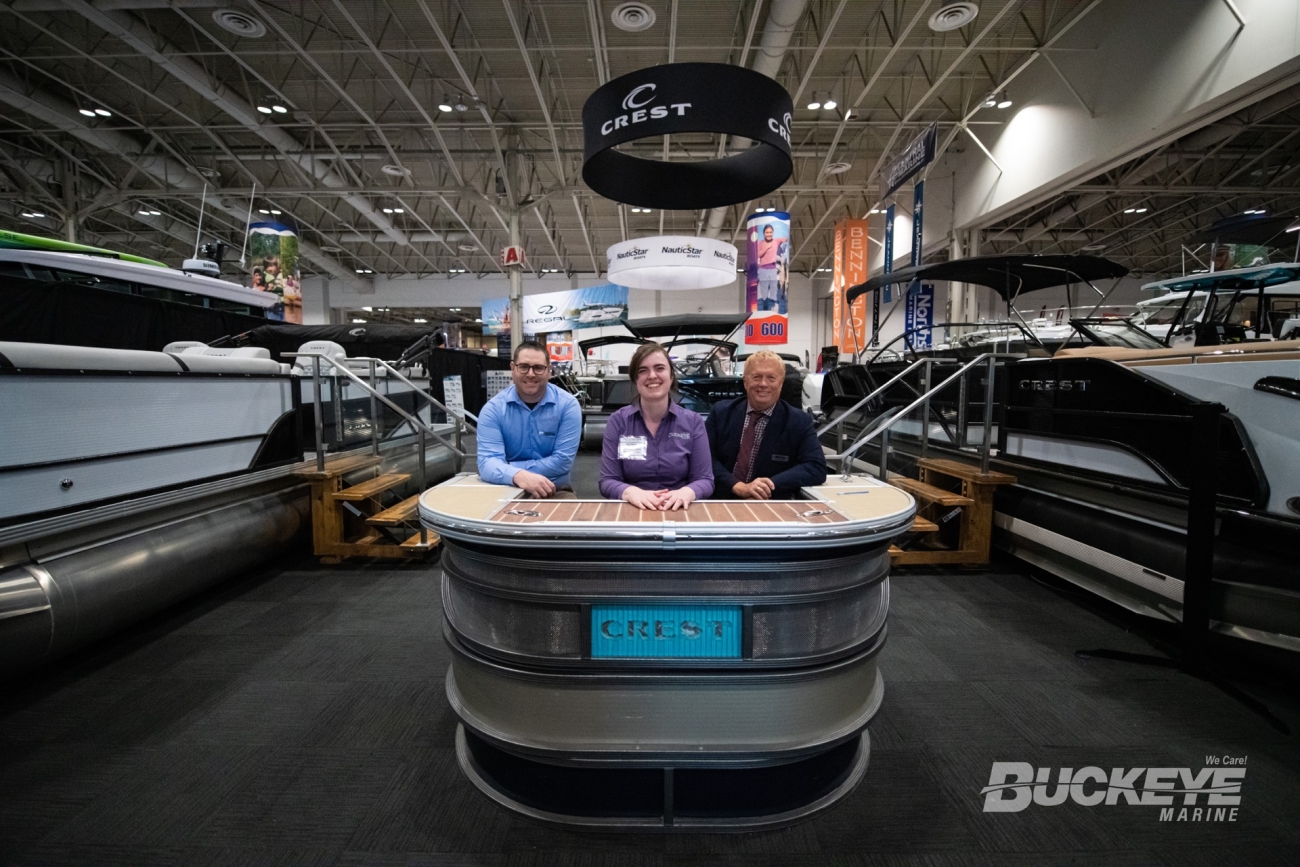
top-left (248, 221), bottom-right (302, 323)
top-left (832, 218), bottom-right (869, 353)
top-left (744, 211), bottom-right (790, 345)
top-left (481, 282), bottom-right (629, 335)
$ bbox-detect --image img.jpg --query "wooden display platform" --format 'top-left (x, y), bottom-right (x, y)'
top-left (886, 457), bottom-right (1015, 567)
top-left (297, 454), bottom-right (438, 562)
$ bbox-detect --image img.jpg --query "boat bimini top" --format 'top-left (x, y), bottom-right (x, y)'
top-left (846, 254), bottom-right (1130, 306)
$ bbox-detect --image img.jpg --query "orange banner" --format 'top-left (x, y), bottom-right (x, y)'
top-left (832, 218), bottom-right (869, 352)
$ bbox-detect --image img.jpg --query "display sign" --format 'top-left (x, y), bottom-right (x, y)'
top-left (744, 312), bottom-right (787, 345)
top-left (481, 283), bottom-right (628, 335)
top-left (248, 221), bottom-right (301, 324)
top-left (499, 245), bottom-right (525, 268)
top-left (546, 330), bottom-right (575, 365)
top-left (911, 179), bottom-right (925, 268)
top-left (832, 218), bottom-right (869, 353)
top-left (442, 375), bottom-right (465, 418)
top-left (606, 236), bottom-right (738, 290)
top-left (582, 63), bottom-right (793, 209)
top-left (905, 283), bottom-right (936, 350)
top-left (882, 123), bottom-right (937, 199)
top-left (590, 604), bottom-right (742, 659)
top-left (485, 369), bottom-right (512, 399)
top-left (879, 204), bottom-right (895, 344)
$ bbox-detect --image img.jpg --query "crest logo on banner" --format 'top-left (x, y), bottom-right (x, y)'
top-left (832, 219), bottom-right (869, 352)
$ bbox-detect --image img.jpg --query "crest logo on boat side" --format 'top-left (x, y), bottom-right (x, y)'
top-left (1018, 378), bottom-right (1089, 392)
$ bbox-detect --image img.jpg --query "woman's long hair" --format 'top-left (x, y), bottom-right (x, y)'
top-left (628, 341), bottom-right (677, 406)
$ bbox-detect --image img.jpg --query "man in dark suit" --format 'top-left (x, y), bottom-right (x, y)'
top-left (705, 350), bottom-right (827, 500)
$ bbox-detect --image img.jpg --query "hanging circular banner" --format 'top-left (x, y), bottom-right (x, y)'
top-left (582, 63), bottom-right (793, 210)
top-left (606, 235), bottom-right (739, 290)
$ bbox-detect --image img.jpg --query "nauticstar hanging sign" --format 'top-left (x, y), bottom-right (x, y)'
top-left (582, 63), bottom-right (794, 210)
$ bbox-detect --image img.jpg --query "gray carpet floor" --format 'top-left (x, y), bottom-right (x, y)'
top-left (2, 456), bottom-right (1298, 866)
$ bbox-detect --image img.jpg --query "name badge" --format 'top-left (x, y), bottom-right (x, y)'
top-left (618, 435), bottom-right (648, 460)
top-left (771, 454), bottom-right (789, 463)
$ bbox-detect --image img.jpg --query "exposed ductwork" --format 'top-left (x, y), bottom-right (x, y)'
top-left (58, 0), bottom-right (411, 248)
top-left (0, 68), bottom-right (358, 283)
top-left (703, 0), bottom-right (809, 239)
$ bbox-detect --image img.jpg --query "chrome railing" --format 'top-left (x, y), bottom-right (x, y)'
top-left (283, 352), bottom-right (472, 473)
top-left (820, 353), bottom-right (1011, 481)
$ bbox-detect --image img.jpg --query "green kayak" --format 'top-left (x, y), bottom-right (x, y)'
top-left (0, 230), bottom-right (168, 268)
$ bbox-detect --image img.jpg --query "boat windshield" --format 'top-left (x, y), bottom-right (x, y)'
top-left (1136, 295), bottom-right (1207, 326)
top-left (1070, 318), bottom-right (1166, 349)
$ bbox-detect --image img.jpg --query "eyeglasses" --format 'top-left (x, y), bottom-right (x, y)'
top-left (513, 363), bottom-right (550, 375)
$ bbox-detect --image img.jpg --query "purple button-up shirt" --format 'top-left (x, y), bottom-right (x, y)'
top-left (599, 402), bottom-right (714, 500)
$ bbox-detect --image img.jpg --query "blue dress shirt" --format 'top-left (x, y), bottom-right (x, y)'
top-left (476, 382), bottom-right (582, 487)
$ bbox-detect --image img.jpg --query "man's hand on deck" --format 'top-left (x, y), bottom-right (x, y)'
top-left (733, 478), bottom-right (775, 500)
top-left (512, 469), bottom-right (556, 498)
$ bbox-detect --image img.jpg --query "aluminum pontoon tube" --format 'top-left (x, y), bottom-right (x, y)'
top-left (420, 474), bottom-right (916, 830)
top-left (0, 440), bottom-right (458, 681)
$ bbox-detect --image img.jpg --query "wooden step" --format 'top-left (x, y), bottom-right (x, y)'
top-left (890, 477), bottom-right (973, 507)
top-left (909, 516), bottom-right (939, 533)
top-left (917, 457), bottom-right (1016, 485)
top-left (400, 530), bottom-right (440, 550)
top-left (296, 452), bottom-right (383, 480)
top-left (333, 472), bottom-right (411, 501)
top-left (891, 547), bottom-right (985, 566)
top-left (367, 494), bottom-right (420, 526)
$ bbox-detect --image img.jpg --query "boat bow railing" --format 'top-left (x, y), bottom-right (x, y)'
top-left (821, 353), bottom-right (1017, 481)
top-left (283, 353), bottom-right (473, 483)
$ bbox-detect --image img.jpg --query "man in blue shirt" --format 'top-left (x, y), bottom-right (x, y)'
top-left (476, 341), bottom-right (582, 498)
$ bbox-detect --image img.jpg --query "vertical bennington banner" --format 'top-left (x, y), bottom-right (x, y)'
top-left (832, 219), bottom-right (869, 353)
top-left (878, 204), bottom-right (895, 346)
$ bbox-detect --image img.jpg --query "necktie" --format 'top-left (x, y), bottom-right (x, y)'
top-left (732, 411), bottom-right (762, 483)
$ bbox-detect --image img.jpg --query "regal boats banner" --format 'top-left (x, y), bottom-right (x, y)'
top-left (248, 221), bottom-right (302, 324)
top-left (482, 283), bottom-right (629, 335)
top-left (832, 218), bottom-right (869, 353)
top-left (744, 211), bottom-right (790, 345)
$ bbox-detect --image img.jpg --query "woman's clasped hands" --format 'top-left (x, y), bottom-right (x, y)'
top-left (622, 486), bottom-right (697, 511)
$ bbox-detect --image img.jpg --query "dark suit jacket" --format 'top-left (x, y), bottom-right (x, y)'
top-left (705, 397), bottom-right (828, 499)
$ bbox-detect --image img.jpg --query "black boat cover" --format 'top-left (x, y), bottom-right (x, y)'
top-left (845, 254), bottom-right (1129, 304)
top-left (239, 323), bottom-right (450, 361)
top-left (622, 313), bottom-right (749, 338)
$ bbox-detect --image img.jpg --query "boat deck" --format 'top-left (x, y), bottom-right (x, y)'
top-left (1, 455), bottom-right (1298, 862)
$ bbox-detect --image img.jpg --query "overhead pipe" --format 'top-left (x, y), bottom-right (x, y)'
top-left (703, 0), bottom-right (808, 239)
top-left (58, 0), bottom-right (411, 248)
top-left (0, 70), bottom-right (358, 283)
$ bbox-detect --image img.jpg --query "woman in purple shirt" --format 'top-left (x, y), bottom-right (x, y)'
top-left (599, 342), bottom-right (714, 510)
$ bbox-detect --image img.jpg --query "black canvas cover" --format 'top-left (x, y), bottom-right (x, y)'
top-left (0, 275), bottom-right (267, 350)
top-left (846, 255), bottom-right (1129, 304)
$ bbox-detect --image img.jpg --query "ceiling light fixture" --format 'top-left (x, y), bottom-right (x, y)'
top-left (393, 208), bottom-right (404, 214)
top-left (20, 211), bottom-right (45, 218)
top-left (148, 210), bottom-right (161, 216)
top-left (78, 108), bottom-right (96, 117)
top-left (996, 92), bottom-right (1013, 109)
top-left (270, 209), bottom-right (281, 215)
top-left (1134, 207), bottom-right (1148, 213)
top-left (611, 1), bottom-right (656, 31)
top-left (361, 306), bottom-right (373, 312)
top-left (1124, 208), bottom-right (1136, 214)
top-left (454, 98), bottom-right (468, 112)
top-left (383, 208), bottom-right (394, 214)
top-left (982, 95), bottom-right (997, 108)
top-left (212, 9), bottom-right (267, 39)
top-left (256, 105), bottom-right (273, 114)
top-left (823, 98), bottom-right (837, 110)
top-left (381, 164), bottom-right (411, 177)
top-left (258, 208), bottom-right (270, 214)
top-left (271, 104), bottom-right (287, 114)
top-left (352, 318), bottom-right (366, 323)
top-left (413, 318), bottom-right (428, 323)
top-left (825, 161), bottom-right (852, 175)
top-left (928, 2), bottom-right (980, 32)
top-left (438, 101), bottom-right (453, 113)
top-left (94, 108), bottom-right (112, 117)
top-left (458, 244), bottom-right (477, 252)
top-left (807, 99), bottom-right (821, 111)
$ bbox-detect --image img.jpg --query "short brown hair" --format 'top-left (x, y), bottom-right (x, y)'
top-left (512, 340), bottom-right (547, 362)
top-left (628, 341), bottom-right (676, 403)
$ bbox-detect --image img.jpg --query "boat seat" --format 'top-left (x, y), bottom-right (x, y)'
top-left (1053, 338), bottom-right (1300, 363)
top-left (0, 340), bottom-right (183, 372)
top-left (291, 340), bottom-right (348, 375)
top-left (162, 340), bottom-right (207, 354)
top-left (170, 345), bottom-right (283, 374)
